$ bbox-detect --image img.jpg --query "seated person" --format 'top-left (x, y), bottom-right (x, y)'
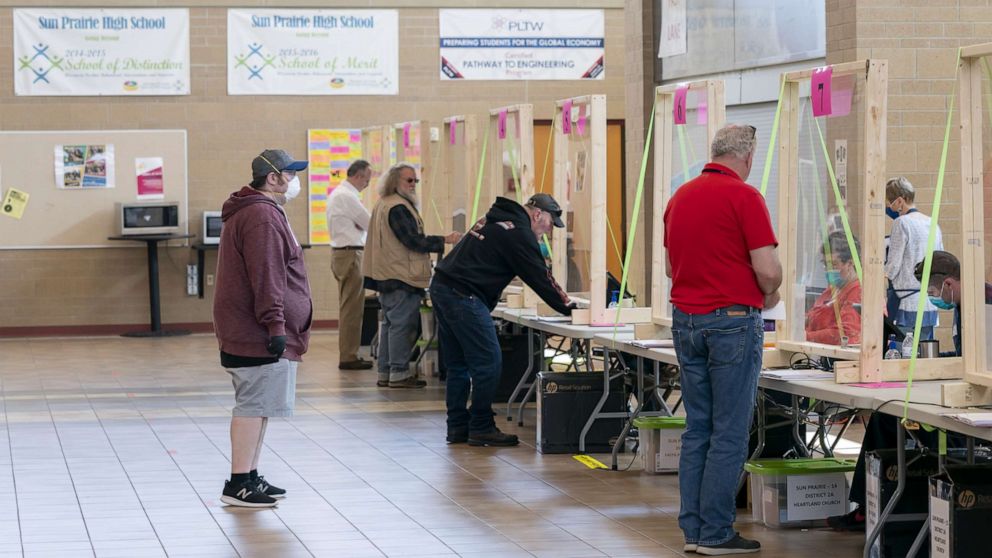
top-left (828, 250), bottom-right (979, 532)
top-left (914, 250), bottom-right (992, 356)
top-left (806, 233), bottom-right (862, 345)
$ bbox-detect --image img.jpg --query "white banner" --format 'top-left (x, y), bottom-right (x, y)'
top-left (439, 9), bottom-right (604, 80)
top-left (14, 9), bottom-right (189, 96)
top-left (658, 0), bottom-right (687, 58)
top-left (228, 9), bottom-right (398, 95)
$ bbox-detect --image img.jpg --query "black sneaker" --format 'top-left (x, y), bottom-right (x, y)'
top-left (389, 377), bottom-right (427, 389)
top-left (446, 428), bottom-right (468, 444)
top-left (696, 534), bottom-right (760, 556)
top-left (826, 506), bottom-right (865, 532)
top-left (468, 428), bottom-right (519, 447)
top-left (257, 476), bottom-right (286, 499)
top-left (221, 479), bottom-right (277, 508)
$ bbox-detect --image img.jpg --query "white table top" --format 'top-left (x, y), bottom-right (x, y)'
top-left (494, 308), bottom-right (636, 339)
top-left (591, 334), bottom-right (992, 442)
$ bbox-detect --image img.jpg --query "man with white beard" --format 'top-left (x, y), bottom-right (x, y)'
top-left (363, 163), bottom-right (461, 388)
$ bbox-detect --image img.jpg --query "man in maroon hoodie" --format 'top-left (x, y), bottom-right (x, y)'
top-left (213, 149), bottom-right (312, 508)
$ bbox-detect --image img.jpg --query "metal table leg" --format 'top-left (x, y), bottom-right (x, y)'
top-left (581, 346), bottom-right (615, 454)
top-left (611, 354), bottom-right (647, 469)
top-left (505, 326), bottom-right (536, 421)
top-left (517, 330), bottom-right (547, 426)
top-left (864, 424), bottom-right (906, 558)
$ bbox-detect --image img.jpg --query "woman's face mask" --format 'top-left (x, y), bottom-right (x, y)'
top-left (886, 207), bottom-right (900, 220)
top-left (825, 270), bottom-right (843, 288)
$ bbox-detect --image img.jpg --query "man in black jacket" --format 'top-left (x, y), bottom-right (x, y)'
top-left (431, 194), bottom-right (573, 446)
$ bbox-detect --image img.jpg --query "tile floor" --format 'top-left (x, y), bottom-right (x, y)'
top-left (0, 332), bottom-right (865, 557)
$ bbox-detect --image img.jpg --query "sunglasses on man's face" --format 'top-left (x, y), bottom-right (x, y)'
top-left (404, 177), bottom-right (420, 185)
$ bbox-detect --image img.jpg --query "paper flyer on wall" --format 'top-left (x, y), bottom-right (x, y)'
top-left (55, 144), bottom-right (115, 189)
top-left (1, 188), bottom-right (30, 220)
top-left (13, 8), bottom-right (190, 96)
top-left (135, 157), bottom-right (164, 199)
top-left (307, 129), bottom-right (362, 245)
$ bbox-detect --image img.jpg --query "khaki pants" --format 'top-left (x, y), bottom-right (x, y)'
top-left (331, 249), bottom-right (365, 363)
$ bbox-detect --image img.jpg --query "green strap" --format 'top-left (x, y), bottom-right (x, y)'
top-left (614, 102), bottom-right (656, 333)
top-left (760, 78), bottom-right (787, 196)
top-left (606, 215), bottom-right (624, 272)
top-left (813, 117), bottom-right (863, 282)
top-left (939, 430), bottom-right (947, 456)
top-left (903, 49), bottom-right (960, 420)
top-left (470, 120), bottom-right (494, 225)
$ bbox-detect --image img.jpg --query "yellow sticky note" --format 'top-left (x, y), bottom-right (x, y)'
top-left (1, 188), bottom-right (29, 219)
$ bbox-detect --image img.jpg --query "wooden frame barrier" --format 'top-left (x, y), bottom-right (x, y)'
top-left (942, 42), bottom-right (992, 405)
top-left (360, 125), bottom-right (392, 214)
top-left (773, 59), bottom-right (961, 384)
top-left (639, 80), bottom-right (726, 339)
top-left (551, 95), bottom-right (651, 325)
top-left (486, 104), bottom-right (541, 310)
top-left (441, 115), bottom-right (478, 234)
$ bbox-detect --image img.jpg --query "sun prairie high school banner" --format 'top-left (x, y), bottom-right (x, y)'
top-left (14, 9), bottom-right (190, 96)
top-left (228, 9), bottom-right (398, 95)
top-left (439, 9), bottom-right (604, 80)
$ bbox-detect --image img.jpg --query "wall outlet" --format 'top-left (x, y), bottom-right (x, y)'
top-left (206, 274), bottom-right (215, 286)
top-left (430, 126), bottom-right (440, 142)
top-left (186, 264), bottom-right (198, 296)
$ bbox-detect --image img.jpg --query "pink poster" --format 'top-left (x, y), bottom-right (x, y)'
top-left (135, 157), bottom-right (164, 200)
top-left (562, 100), bottom-right (573, 135)
top-left (673, 86), bottom-right (688, 125)
top-left (811, 66), bottom-right (833, 117)
top-left (498, 109), bottom-right (508, 139)
top-left (449, 120), bottom-right (457, 145)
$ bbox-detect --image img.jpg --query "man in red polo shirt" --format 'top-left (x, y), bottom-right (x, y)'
top-left (664, 124), bottom-right (781, 555)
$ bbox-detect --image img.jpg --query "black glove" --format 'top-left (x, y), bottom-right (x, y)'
top-left (266, 335), bottom-right (287, 358)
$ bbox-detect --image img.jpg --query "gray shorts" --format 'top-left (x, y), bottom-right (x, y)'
top-left (226, 359), bottom-right (298, 417)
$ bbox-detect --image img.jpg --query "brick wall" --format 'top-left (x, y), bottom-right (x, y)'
top-left (0, 5), bottom-right (626, 330)
top-left (826, 0), bottom-right (992, 344)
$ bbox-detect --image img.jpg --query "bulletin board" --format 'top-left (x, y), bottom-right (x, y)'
top-left (0, 129), bottom-right (188, 249)
top-left (307, 128), bottom-right (362, 245)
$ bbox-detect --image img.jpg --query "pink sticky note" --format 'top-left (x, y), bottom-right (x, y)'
top-left (673, 86), bottom-right (688, 125)
top-left (349, 131), bottom-right (361, 143)
top-left (696, 97), bottom-right (708, 125)
top-left (811, 66), bottom-right (833, 117)
top-left (403, 123), bottom-right (411, 148)
top-left (449, 120), bottom-right (457, 145)
top-left (576, 105), bottom-right (587, 136)
top-left (830, 74), bottom-right (854, 118)
top-left (562, 100), bottom-right (573, 135)
top-left (498, 109), bottom-right (508, 139)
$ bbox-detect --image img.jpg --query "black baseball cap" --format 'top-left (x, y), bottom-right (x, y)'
top-left (526, 193), bottom-right (564, 228)
top-left (252, 149), bottom-right (307, 180)
top-left (914, 250), bottom-right (960, 283)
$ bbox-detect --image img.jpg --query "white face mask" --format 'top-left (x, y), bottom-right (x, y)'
top-left (284, 175), bottom-right (302, 201)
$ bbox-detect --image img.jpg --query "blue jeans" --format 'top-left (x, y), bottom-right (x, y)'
top-left (429, 281), bottom-right (501, 435)
top-left (672, 306), bottom-right (763, 546)
top-left (377, 288), bottom-right (423, 382)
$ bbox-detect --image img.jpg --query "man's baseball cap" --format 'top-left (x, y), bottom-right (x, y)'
top-left (526, 193), bottom-right (565, 228)
top-left (252, 149), bottom-right (308, 180)
top-left (914, 250), bottom-right (960, 283)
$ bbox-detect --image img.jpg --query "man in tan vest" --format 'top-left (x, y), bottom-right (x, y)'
top-left (363, 162), bottom-right (461, 388)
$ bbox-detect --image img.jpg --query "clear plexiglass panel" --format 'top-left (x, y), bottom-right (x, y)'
top-left (787, 72), bottom-right (866, 349)
top-left (980, 56), bottom-right (992, 369)
top-left (497, 111), bottom-right (527, 206)
top-left (564, 103), bottom-right (594, 296)
top-left (362, 128), bottom-right (385, 212)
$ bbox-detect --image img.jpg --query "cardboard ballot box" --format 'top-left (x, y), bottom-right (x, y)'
top-left (930, 465), bottom-right (992, 557)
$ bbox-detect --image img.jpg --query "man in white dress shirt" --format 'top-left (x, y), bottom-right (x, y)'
top-left (328, 160), bottom-right (374, 369)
